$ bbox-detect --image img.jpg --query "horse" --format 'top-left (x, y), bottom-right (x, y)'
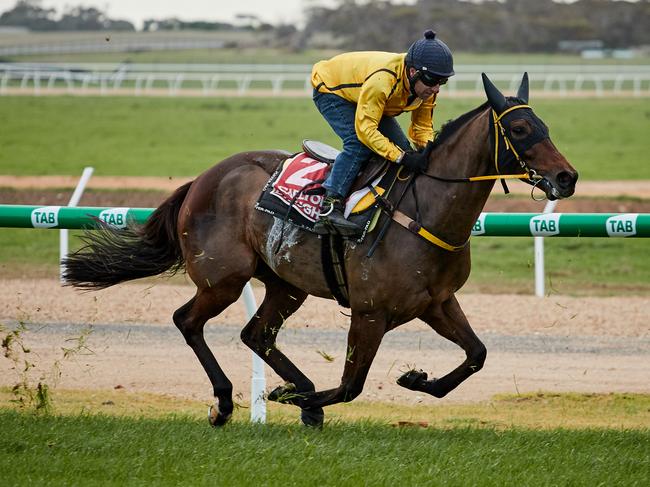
top-left (63, 73), bottom-right (578, 427)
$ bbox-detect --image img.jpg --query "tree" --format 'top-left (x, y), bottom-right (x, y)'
top-left (0, 0), bottom-right (57, 31)
top-left (0, 0), bottom-right (134, 31)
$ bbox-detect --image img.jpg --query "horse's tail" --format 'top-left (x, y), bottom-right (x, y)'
top-left (62, 181), bottom-right (193, 290)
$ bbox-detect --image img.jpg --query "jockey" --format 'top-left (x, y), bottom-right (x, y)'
top-left (311, 30), bottom-right (455, 236)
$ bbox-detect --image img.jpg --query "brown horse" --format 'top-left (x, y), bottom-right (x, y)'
top-left (64, 73), bottom-right (577, 427)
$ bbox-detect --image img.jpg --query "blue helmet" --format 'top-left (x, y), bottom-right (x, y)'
top-left (405, 30), bottom-right (455, 78)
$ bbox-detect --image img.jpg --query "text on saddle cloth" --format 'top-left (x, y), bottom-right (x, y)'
top-left (269, 153), bottom-right (329, 222)
top-left (269, 152), bottom-right (386, 221)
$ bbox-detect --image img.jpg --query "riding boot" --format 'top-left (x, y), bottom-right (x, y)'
top-left (313, 194), bottom-right (364, 237)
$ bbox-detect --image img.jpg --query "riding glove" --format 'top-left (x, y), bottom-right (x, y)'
top-left (400, 142), bottom-right (433, 173)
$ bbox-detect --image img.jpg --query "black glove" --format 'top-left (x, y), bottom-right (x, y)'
top-left (401, 142), bottom-right (433, 173)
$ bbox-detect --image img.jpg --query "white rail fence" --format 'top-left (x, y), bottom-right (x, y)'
top-left (2, 63), bottom-right (650, 97)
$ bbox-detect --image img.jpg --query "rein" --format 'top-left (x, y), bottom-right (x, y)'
top-left (390, 104), bottom-right (538, 253)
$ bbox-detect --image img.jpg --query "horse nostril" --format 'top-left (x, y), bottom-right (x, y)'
top-left (557, 171), bottom-right (577, 189)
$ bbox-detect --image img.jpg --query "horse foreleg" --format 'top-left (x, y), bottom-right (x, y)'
top-left (398, 295), bottom-right (487, 398)
top-left (173, 285), bottom-right (244, 427)
top-left (272, 310), bottom-right (385, 412)
top-left (239, 278), bottom-right (325, 427)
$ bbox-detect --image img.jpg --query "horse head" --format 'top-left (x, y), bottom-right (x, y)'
top-left (482, 72), bottom-right (578, 200)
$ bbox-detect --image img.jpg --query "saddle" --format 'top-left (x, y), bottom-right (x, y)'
top-left (302, 140), bottom-right (391, 194)
top-left (255, 140), bottom-right (397, 236)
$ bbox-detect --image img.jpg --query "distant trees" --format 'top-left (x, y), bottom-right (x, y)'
top-left (142, 18), bottom-right (238, 32)
top-left (0, 0), bottom-right (135, 31)
top-left (0, 0), bottom-right (57, 30)
top-left (1, 0), bottom-right (647, 53)
top-left (302, 0), bottom-right (650, 52)
top-left (141, 15), bottom-right (275, 32)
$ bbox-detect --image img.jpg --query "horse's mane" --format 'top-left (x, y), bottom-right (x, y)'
top-left (431, 101), bottom-right (490, 150)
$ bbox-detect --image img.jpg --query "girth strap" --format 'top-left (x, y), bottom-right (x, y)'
top-left (321, 234), bottom-right (350, 308)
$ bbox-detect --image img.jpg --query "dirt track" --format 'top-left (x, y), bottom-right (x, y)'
top-left (1, 278), bottom-right (648, 407)
top-left (2, 175), bottom-right (650, 200)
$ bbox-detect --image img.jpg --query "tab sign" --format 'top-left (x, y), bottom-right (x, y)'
top-left (31, 206), bottom-right (61, 228)
top-left (606, 214), bottom-right (637, 237)
top-left (529, 213), bottom-right (561, 236)
top-left (99, 208), bottom-right (130, 229)
top-left (471, 213), bottom-right (487, 236)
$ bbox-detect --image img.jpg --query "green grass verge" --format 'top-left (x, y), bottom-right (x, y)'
top-left (0, 406), bottom-right (648, 486)
top-left (465, 236), bottom-right (650, 295)
top-left (2, 388), bottom-right (649, 431)
top-left (9, 46), bottom-right (650, 65)
top-left (1, 96), bottom-right (648, 180)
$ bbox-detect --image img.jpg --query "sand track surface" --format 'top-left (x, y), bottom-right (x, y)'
top-left (2, 176), bottom-right (650, 199)
top-left (1, 278), bottom-right (648, 406)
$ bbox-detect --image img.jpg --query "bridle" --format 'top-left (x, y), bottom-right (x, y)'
top-left (490, 104), bottom-right (549, 198)
top-left (421, 103), bottom-right (544, 190)
top-left (386, 104), bottom-right (549, 253)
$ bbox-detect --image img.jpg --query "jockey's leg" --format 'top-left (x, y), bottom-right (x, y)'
top-left (312, 91), bottom-right (369, 235)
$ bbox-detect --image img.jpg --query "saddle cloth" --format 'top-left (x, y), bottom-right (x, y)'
top-left (255, 151), bottom-right (385, 233)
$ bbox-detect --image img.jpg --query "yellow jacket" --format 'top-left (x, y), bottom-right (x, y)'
top-left (312, 51), bottom-right (436, 162)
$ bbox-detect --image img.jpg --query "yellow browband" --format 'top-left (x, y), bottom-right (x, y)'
top-left (492, 104), bottom-right (532, 177)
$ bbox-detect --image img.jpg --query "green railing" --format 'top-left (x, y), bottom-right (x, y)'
top-left (0, 204), bottom-right (649, 238)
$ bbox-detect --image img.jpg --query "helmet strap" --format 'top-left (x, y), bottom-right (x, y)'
top-left (408, 69), bottom-right (421, 96)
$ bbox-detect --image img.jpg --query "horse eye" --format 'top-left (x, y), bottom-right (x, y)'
top-left (512, 126), bottom-right (525, 135)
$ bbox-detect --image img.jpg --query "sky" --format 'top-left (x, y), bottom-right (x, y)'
top-left (0, 0), bottom-right (340, 28)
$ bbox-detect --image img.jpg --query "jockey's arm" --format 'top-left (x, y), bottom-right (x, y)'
top-left (409, 94), bottom-right (436, 150)
top-left (354, 75), bottom-right (404, 163)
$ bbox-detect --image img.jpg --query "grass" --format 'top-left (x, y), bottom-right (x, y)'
top-left (465, 236), bottom-right (650, 295)
top-left (2, 387), bottom-right (649, 431)
top-left (0, 393), bottom-right (648, 486)
top-left (7, 44), bottom-right (650, 65)
top-left (1, 96), bottom-right (649, 180)
top-left (9, 47), bottom-right (340, 65)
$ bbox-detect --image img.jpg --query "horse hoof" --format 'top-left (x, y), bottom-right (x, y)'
top-left (208, 404), bottom-right (232, 427)
top-left (268, 383), bottom-right (296, 403)
top-left (301, 408), bottom-right (324, 428)
top-left (397, 369), bottom-right (428, 391)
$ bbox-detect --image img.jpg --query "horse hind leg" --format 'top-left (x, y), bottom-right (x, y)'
top-left (173, 283), bottom-right (245, 427)
top-left (266, 310), bottom-right (386, 412)
top-left (397, 295), bottom-right (487, 398)
top-left (239, 276), bottom-right (325, 427)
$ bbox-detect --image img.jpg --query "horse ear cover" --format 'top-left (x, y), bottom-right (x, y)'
top-left (481, 73), bottom-right (507, 114)
top-left (517, 72), bottom-right (529, 103)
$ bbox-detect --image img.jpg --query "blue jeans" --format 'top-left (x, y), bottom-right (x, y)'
top-left (313, 90), bottom-right (412, 197)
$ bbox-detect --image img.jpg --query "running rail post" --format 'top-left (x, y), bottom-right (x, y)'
top-left (534, 199), bottom-right (558, 297)
top-left (60, 167), bottom-right (94, 283)
top-left (241, 282), bottom-right (266, 423)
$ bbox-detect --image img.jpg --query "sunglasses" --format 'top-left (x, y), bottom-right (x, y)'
top-left (420, 72), bottom-right (448, 87)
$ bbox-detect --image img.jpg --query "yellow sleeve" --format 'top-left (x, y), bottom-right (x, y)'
top-left (354, 74), bottom-right (404, 162)
top-left (409, 96), bottom-right (436, 149)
